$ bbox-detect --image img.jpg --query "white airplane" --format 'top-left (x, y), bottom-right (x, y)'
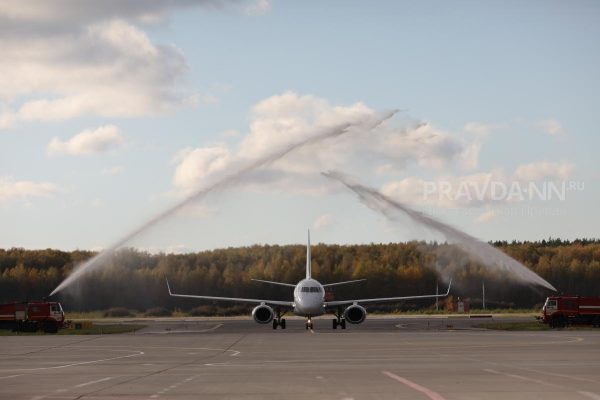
top-left (167, 231), bottom-right (451, 330)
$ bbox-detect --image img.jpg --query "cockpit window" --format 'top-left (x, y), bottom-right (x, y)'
top-left (546, 300), bottom-right (557, 307)
top-left (301, 286), bottom-right (322, 293)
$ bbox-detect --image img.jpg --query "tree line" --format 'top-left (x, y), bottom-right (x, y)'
top-left (0, 239), bottom-right (599, 313)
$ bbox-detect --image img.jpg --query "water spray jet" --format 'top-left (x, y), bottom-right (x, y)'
top-left (322, 170), bottom-right (556, 291)
top-left (50, 110), bottom-right (398, 296)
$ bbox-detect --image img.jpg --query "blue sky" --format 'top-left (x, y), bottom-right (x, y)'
top-left (1, 0), bottom-right (598, 251)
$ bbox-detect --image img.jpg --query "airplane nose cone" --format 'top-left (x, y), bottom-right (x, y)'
top-left (295, 295), bottom-right (323, 314)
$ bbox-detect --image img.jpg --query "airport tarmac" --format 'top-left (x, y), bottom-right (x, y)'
top-left (1, 317), bottom-right (599, 400)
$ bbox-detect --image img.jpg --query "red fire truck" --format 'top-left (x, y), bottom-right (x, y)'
top-left (0, 301), bottom-right (65, 333)
top-left (541, 296), bottom-right (600, 328)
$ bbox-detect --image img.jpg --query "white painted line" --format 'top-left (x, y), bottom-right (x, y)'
top-left (148, 323), bottom-right (223, 334)
top-left (229, 350), bottom-right (240, 357)
top-left (382, 371), bottom-right (446, 400)
top-left (10, 351), bottom-right (144, 372)
top-left (452, 354), bottom-right (597, 384)
top-left (148, 375), bottom-right (198, 399)
top-left (74, 377), bottom-right (113, 388)
top-left (483, 369), bottom-right (563, 389)
top-left (0, 374), bottom-right (22, 379)
top-left (580, 392), bottom-right (600, 400)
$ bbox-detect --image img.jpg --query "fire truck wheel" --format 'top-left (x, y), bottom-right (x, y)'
top-left (551, 316), bottom-right (566, 329)
top-left (43, 321), bottom-right (58, 333)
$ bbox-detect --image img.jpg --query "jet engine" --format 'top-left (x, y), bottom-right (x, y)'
top-left (252, 304), bottom-right (274, 324)
top-left (343, 304), bottom-right (367, 324)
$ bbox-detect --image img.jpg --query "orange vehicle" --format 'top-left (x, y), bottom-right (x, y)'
top-left (0, 301), bottom-right (65, 333)
top-left (541, 296), bottom-right (600, 328)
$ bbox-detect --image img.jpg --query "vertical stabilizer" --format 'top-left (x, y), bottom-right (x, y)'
top-left (306, 230), bottom-right (312, 279)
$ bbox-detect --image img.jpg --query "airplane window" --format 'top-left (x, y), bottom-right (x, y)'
top-left (301, 287), bottom-right (310, 292)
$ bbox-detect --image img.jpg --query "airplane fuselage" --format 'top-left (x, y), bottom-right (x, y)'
top-left (293, 278), bottom-right (325, 316)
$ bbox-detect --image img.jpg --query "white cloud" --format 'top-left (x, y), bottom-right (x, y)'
top-left (0, 1), bottom-right (262, 27)
top-left (173, 145), bottom-right (232, 193)
top-left (532, 119), bottom-right (565, 136)
top-left (513, 161), bottom-right (574, 181)
top-left (373, 122), bottom-right (478, 172)
top-left (463, 122), bottom-right (492, 136)
top-left (475, 210), bottom-right (496, 223)
top-left (382, 169), bottom-right (511, 209)
top-left (313, 214), bottom-right (334, 230)
top-left (0, 177), bottom-right (59, 203)
top-left (90, 198), bottom-right (104, 208)
top-left (176, 203), bottom-right (218, 218)
top-left (102, 165), bottom-right (124, 176)
top-left (0, 20), bottom-right (190, 126)
top-left (171, 92), bottom-right (479, 196)
top-left (221, 129), bottom-right (240, 138)
top-left (0, 1), bottom-right (262, 128)
top-left (459, 142), bottom-right (481, 171)
top-left (48, 125), bottom-right (123, 156)
top-left (245, 0), bottom-right (272, 15)
top-left (382, 160), bottom-right (575, 210)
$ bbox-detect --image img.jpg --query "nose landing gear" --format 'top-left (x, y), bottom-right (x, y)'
top-left (305, 318), bottom-right (313, 330)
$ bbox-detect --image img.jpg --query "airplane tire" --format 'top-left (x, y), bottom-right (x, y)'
top-left (272, 319), bottom-right (278, 330)
top-left (341, 319), bottom-right (346, 330)
top-left (332, 319), bottom-right (338, 329)
top-left (281, 319), bottom-right (286, 329)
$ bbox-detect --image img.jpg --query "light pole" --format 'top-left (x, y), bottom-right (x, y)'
top-left (435, 280), bottom-right (439, 311)
top-left (482, 281), bottom-right (486, 310)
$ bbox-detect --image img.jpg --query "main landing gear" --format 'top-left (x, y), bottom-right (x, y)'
top-left (332, 307), bottom-right (346, 330)
top-left (272, 309), bottom-right (286, 330)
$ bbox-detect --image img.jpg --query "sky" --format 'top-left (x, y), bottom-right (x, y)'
top-left (1, 0), bottom-right (598, 252)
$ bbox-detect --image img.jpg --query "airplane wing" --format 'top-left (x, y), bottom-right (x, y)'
top-left (251, 279), bottom-right (296, 287)
top-left (322, 279), bottom-right (366, 287)
top-left (324, 279), bottom-right (452, 307)
top-left (166, 279), bottom-right (294, 307)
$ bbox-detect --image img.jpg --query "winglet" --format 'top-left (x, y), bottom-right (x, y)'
top-left (165, 277), bottom-right (173, 295)
top-left (306, 229), bottom-right (312, 279)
